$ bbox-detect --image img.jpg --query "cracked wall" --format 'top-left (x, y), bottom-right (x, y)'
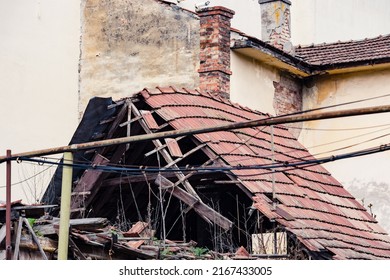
top-left (79, 0), bottom-right (200, 115)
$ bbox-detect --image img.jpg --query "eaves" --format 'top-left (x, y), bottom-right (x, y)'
top-left (231, 37), bottom-right (318, 78)
top-left (232, 36), bottom-right (390, 78)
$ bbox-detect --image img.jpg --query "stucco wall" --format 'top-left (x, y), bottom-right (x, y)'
top-left (291, 0), bottom-right (390, 44)
top-left (299, 68), bottom-right (390, 231)
top-left (230, 52), bottom-right (278, 115)
top-left (179, 0), bottom-right (390, 45)
top-left (0, 0), bottom-right (79, 203)
top-left (79, 0), bottom-right (200, 115)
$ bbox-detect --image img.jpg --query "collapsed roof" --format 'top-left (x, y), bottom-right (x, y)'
top-left (42, 87), bottom-right (390, 259)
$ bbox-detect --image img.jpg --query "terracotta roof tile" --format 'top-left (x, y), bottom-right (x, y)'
top-left (295, 34), bottom-right (390, 66)
top-left (136, 87), bottom-right (390, 259)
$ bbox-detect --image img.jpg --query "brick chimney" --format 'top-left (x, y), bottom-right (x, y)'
top-left (197, 6), bottom-right (235, 99)
top-left (259, 0), bottom-right (294, 53)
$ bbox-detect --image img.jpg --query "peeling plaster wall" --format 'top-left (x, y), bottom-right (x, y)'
top-left (299, 69), bottom-right (390, 232)
top-left (79, 0), bottom-right (200, 115)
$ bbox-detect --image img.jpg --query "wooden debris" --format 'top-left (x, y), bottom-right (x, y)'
top-left (69, 238), bottom-right (87, 260)
top-left (12, 217), bottom-right (23, 260)
top-left (0, 224), bottom-right (5, 245)
top-left (2, 210), bottom-right (282, 260)
top-left (23, 217), bottom-right (48, 259)
top-left (34, 217), bottom-right (109, 236)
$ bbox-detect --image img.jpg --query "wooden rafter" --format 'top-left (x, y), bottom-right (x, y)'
top-left (162, 144), bottom-right (206, 169)
top-left (129, 102), bottom-right (201, 200)
top-left (144, 136), bottom-right (185, 157)
top-left (101, 169), bottom-right (223, 188)
top-left (156, 175), bottom-right (232, 230)
top-left (70, 104), bottom-right (129, 217)
top-left (192, 138), bottom-right (254, 199)
top-left (70, 153), bottom-right (110, 216)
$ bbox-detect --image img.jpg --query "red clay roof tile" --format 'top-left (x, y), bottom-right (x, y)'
top-left (136, 87), bottom-right (390, 259)
top-left (295, 34), bottom-right (390, 66)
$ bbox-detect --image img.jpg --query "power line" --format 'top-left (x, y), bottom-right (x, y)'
top-left (1, 103), bottom-right (390, 162)
top-left (0, 161), bottom-right (57, 189)
top-left (289, 122), bottom-right (390, 132)
top-left (14, 141), bottom-right (390, 174)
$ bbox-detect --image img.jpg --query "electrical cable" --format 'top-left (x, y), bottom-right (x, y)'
top-left (0, 160), bottom-right (57, 189)
top-left (218, 126), bottom-right (390, 166)
top-left (289, 122), bottom-right (390, 132)
top-left (14, 141), bottom-right (390, 174)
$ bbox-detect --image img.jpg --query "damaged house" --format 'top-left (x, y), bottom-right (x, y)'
top-left (39, 87), bottom-right (390, 260)
top-left (2, 0), bottom-right (390, 260)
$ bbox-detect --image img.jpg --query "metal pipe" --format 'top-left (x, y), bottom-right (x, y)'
top-left (57, 152), bottom-right (73, 260)
top-left (1, 104), bottom-right (390, 161)
top-left (5, 149), bottom-right (12, 260)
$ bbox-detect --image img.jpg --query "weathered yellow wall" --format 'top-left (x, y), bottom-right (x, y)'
top-left (79, 0), bottom-right (200, 115)
top-left (300, 68), bottom-right (390, 231)
top-left (230, 51), bottom-right (279, 115)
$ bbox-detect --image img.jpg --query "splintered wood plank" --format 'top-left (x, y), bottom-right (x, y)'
top-left (13, 217), bottom-right (23, 260)
top-left (71, 143), bottom-right (128, 217)
top-left (101, 169), bottom-right (221, 188)
top-left (165, 138), bottom-right (183, 158)
top-left (23, 218), bottom-right (48, 260)
top-left (0, 224), bottom-right (6, 246)
top-left (71, 102), bottom-right (129, 218)
top-left (156, 175), bottom-right (232, 231)
top-left (106, 104), bottom-right (128, 139)
top-left (112, 243), bottom-right (157, 259)
top-left (70, 153), bottom-right (109, 216)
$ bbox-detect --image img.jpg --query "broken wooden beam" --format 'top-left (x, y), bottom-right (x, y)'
top-left (34, 217), bottom-right (109, 236)
top-left (162, 144), bottom-right (206, 169)
top-left (144, 136), bottom-right (186, 157)
top-left (23, 217), bottom-right (48, 260)
top-left (69, 237), bottom-right (87, 260)
top-left (130, 102), bottom-right (201, 199)
top-left (156, 175), bottom-right (233, 230)
top-left (12, 217), bottom-right (23, 260)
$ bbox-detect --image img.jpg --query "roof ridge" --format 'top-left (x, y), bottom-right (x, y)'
top-left (155, 0), bottom-right (199, 18)
top-left (295, 33), bottom-right (390, 49)
top-left (141, 86), bottom-right (269, 117)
